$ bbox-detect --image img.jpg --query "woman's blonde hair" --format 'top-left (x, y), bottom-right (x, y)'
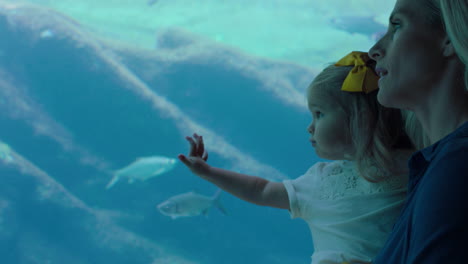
top-left (401, 110), bottom-right (431, 149)
top-left (403, 0), bottom-right (467, 148)
top-left (309, 65), bottom-right (414, 182)
top-left (441, 0), bottom-right (468, 88)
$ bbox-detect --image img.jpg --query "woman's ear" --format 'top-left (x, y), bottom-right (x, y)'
top-left (442, 35), bottom-right (456, 57)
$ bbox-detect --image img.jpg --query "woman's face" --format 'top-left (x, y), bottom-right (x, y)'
top-left (368, 0), bottom-right (447, 110)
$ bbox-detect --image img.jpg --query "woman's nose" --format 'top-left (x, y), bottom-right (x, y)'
top-left (369, 41), bottom-right (384, 61)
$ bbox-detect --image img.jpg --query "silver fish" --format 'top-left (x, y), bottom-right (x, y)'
top-left (147, 0), bottom-right (159, 6)
top-left (157, 189), bottom-right (227, 219)
top-left (106, 156), bottom-right (177, 189)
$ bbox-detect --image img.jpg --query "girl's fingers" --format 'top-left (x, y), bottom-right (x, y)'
top-left (177, 154), bottom-right (190, 166)
top-left (178, 154), bottom-right (197, 169)
top-left (193, 133), bottom-right (200, 155)
top-left (193, 133), bottom-right (204, 157)
top-left (198, 136), bottom-right (205, 157)
top-left (202, 151), bottom-right (208, 161)
top-left (186, 133), bottom-right (206, 158)
top-left (178, 154), bottom-right (186, 161)
top-left (186, 136), bottom-right (197, 157)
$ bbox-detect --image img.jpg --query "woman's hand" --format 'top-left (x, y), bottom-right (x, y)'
top-left (178, 133), bottom-right (211, 177)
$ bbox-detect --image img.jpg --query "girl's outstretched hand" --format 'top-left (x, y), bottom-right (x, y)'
top-left (178, 133), bottom-right (211, 177)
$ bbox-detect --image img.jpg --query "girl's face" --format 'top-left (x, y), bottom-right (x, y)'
top-left (368, 0), bottom-right (447, 110)
top-left (306, 85), bottom-right (354, 160)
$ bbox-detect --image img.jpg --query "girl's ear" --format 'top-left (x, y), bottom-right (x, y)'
top-left (442, 35), bottom-right (456, 57)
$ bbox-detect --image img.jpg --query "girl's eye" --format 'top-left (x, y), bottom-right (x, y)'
top-left (314, 111), bottom-right (324, 118)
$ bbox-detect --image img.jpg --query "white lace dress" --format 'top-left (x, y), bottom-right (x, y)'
top-left (283, 160), bottom-right (408, 264)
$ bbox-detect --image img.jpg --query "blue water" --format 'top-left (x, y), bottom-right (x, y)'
top-left (0, 1), bottom-right (394, 263)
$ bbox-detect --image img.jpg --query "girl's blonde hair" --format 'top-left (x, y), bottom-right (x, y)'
top-left (309, 65), bottom-right (413, 182)
top-left (441, 0), bottom-right (468, 88)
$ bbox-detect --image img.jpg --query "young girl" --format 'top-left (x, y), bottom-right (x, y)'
top-left (178, 51), bottom-right (414, 264)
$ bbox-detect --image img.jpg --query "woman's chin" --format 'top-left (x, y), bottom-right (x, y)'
top-left (377, 88), bottom-right (401, 109)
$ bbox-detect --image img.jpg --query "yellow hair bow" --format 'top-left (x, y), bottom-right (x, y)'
top-left (334, 51), bottom-right (379, 93)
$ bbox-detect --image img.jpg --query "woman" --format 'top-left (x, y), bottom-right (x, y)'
top-left (367, 0), bottom-right (468, 263)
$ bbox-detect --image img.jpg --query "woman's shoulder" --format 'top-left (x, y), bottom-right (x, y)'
top-left (428, 122), bottom-right (468, 163)
top-left (426, 137), bottom-right (468, 176)
top-left (418, 132), bottom-right (468, 173)
top-left (439, 136), bottom-right (468, 157)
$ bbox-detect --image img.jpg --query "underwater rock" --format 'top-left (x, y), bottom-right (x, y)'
top-left (0, 1), bottom-right (315, 263)
top-left (0, 142), bottom-right (198, 263)
top-left (0, 142), bottom-right (13, 163)
top-left (0, 197), bottom-right (18, 251)
top-left (39, 28), bottom-right (54, 39)
top-left (330, 15), bottom-right (387, 37)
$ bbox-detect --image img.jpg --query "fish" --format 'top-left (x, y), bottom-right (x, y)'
top-left (157, 189), bottom-right (227, 219)
top-left (147, 0), bottom-right (159, 6)
top-left (106, 156), bottom-right (177, 189)
top-left (329, 16), bottom-right (387, 37)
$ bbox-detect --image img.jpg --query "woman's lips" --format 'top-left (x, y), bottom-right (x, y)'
top-left (376, 67), bottom-right (388, 88)
top-left (378, 76), bottom-right (385, 87)
top-left (378, 73), bottom-right (389, 88)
